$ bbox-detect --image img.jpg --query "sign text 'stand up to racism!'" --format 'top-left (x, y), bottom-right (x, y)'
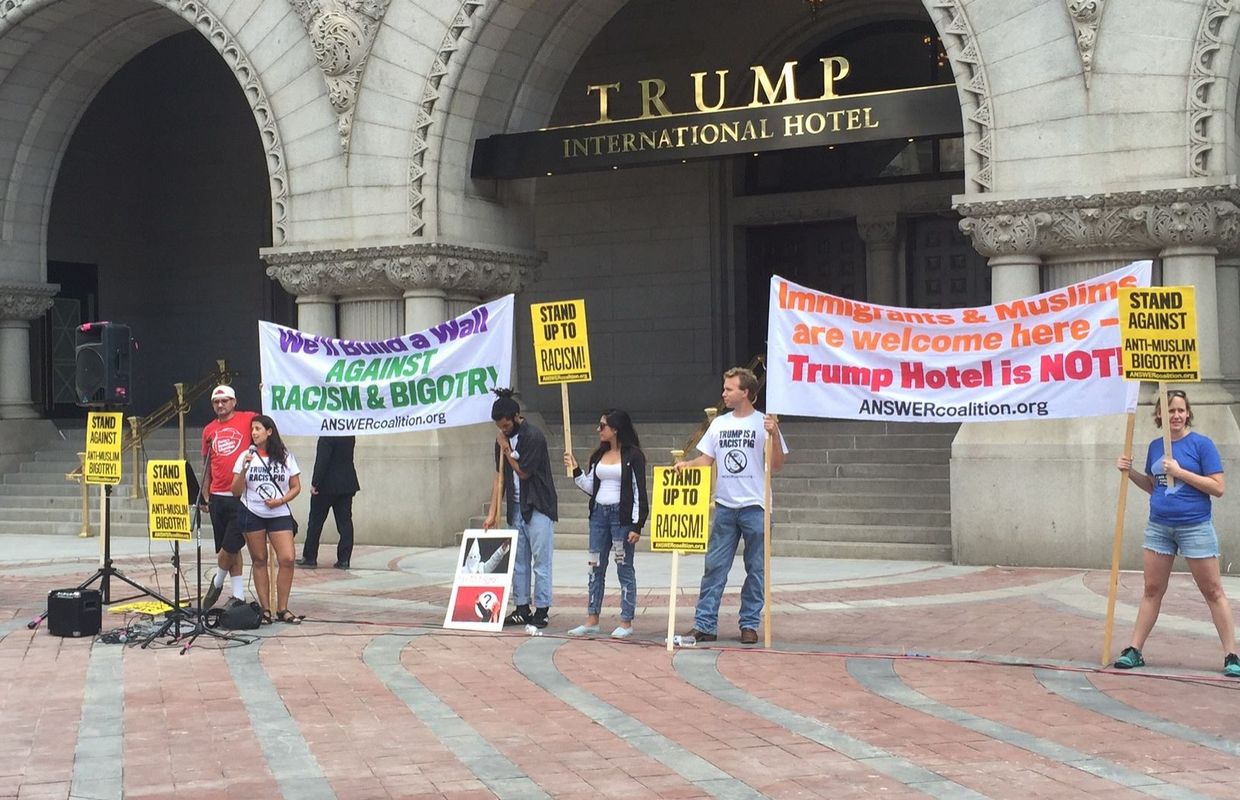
top-left (766, 261), bottom-right (1152, 423)
top-left (530, 299), bottom-right (592, 384)
top-left (650, 466), bottom-right (712, 553)
top-left (1117, 287), bottom-right (1199, 382)
top-left (84, 411), bottom-right (123, 485)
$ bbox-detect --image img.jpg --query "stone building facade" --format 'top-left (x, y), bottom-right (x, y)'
top-left (1, 0), bottom-right (1239, 567)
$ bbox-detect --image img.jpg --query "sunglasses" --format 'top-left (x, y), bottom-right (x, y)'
top-left (1166, 390), bottom-right (1186, 398)
top-left (597, 422), bottom-right (610, 431)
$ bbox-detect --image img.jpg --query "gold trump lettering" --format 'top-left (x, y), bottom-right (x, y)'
top-left (586, 56), bottom-right (852, 123)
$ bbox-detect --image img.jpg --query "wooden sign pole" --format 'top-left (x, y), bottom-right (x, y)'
top-left (561, 383), bottom-right (573, 476)
top-left (666, 451), bottom-right (684, 653)
top-left (762, 415), bottom-right (776, 649)
top-left (1102, 410), bottom-right (1137, 666)
top-left (1158, 381), bottom-right (1173, 490)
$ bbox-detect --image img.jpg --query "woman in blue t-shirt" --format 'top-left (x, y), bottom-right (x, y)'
top-left (1114, 390), bottom-right (1239, 677)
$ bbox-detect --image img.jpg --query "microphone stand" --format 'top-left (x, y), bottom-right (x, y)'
top-left (144, 407), bottom-right (249, 651)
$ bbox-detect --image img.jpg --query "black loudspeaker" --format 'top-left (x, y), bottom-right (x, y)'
top-left (46, 588), bottom-right (102, 637)
top-left (75, 322), bottom-right (131, 406)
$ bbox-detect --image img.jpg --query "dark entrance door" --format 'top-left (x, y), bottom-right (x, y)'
top-left (905, 215), bottom-right (990, 308)
top-left (41, 261), bottom-right (98, 418)
top-left (744, 220), bottom-right (866, 361)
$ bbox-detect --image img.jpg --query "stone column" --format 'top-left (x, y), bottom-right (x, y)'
top-left (1043, 251), bottom-right (1151, 290)
top-left (296, 294), bottom-right (337, 337)
top-left (339, 293), bottom-right (402, 340)
top-left (262, 241), bottom-right (543, 549)
top-left (987, 254), bottom-right (1041, 303)
top-left (445, 291), bottom-right (482, 321)
top-left (0, 283), bottom-right (56, 419)
top-left (857, 216), bottom-right (899, 306)
top-left (402, 288), bottom-right (447, 333)
top-left (958, 211), bottom-right (1049, 303)
top-left (1161, 245), bottom-right (1221, 379)
top-left (1216, 255), bottom-right (1240, 380)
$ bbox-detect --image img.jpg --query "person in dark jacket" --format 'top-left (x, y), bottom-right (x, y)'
top-left (563, 408), bottom-right (648, 639)
top-left (482, 388), bottom-right (558, 628)
top-left (297, 435), bottom-right (360, 569)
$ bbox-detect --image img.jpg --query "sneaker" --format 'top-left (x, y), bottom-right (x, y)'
top-left (503, 604), bottom-right (532, 626)
top-left (740, 628), bottom-right (759, 645)
top-left (679, 627), bottom-right (716, 642)
top-left (530, 607), bottom-right (550, 629)
top-left (295, 558), bottom-right (317, 568)
top-left (224, 597), bottom-right (247, 609)
top-left (201, 580), bottom-right (223, 610)
top-left (610, 626), bottom-right (633, 639)
top-left (1225, 653), bottom-right (1240, 678)
top-left (1113, 646), bottom-right (1144, 669)
top-left (566, 624), bottom-right (600, 636)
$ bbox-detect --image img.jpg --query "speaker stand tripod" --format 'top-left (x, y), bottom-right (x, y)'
top-left (29, 483), bottom-right (173, 630)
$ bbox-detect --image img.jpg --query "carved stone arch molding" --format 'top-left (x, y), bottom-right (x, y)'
top-left (408, 0), bottom-right (487, 237)
top-left (0, 0), bottom-right (292, 246)
top-left (1189, 0), bottom-right (1240, 177)
top-left (287, 0), bottom-right (392, 155)
top-left (1065, 0), bottom-right (1106, 88)
top-left (922, 0), bottom-right (993, 192)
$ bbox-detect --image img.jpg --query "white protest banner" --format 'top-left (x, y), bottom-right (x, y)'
top-left (260, 295), bottom-right (513, 436)
top-left (767, 261), bottom-right (1151, 422)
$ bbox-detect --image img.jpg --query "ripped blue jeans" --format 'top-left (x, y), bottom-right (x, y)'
top-left (586, 503), bottom-right (636, 621)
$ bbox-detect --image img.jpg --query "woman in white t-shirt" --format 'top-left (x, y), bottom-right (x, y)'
top-left (231, 414), bottom-right (302, 623)
top-left (563, 408), bottom-right (648, 639)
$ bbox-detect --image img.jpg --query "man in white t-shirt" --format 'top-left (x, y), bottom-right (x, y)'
top-left (674, 367), bottom-right (786, 645)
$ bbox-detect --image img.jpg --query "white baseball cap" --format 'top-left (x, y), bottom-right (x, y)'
top-left (211, 385), bottom-right (236, 401)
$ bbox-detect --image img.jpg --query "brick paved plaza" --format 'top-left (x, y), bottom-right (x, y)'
top-left (1, 535), bottom-right (1238, 799)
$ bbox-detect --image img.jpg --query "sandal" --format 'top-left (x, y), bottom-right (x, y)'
top-left (260, 609), bottom-right (274, 625)
top-left (276, 609), bottom-right (303, 625)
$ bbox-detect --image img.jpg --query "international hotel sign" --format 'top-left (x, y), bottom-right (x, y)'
top-left (472, 57), bottom-right (964, 179)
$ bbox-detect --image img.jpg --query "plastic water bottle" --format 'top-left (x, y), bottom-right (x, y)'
top-left (524, 624), bottom-right (542, 637)
top-left (671, 634), bottom-right (696, 647)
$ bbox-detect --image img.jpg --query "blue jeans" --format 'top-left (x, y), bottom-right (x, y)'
top-left (587, 504), bottom-right (636, 621)
top-left (693, 504), bottom-right (765, 633)
top-left (511, 504), bottom-right (554, 608)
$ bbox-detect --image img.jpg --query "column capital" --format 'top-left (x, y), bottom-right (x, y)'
top-left (262, 241), bottom-right (544, 298)
top-left (956, 183), bottom-right (1240, 257)
top-left (0, 282), bottom-right (57, 321)
top-left (856, 216), bottom-right (898, 246)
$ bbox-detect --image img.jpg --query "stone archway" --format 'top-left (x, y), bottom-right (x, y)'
top-left (0, 0), bottom-right (294, 419)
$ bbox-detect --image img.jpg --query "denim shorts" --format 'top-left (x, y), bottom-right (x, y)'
top-left (243, 514), bottom-right (295, 536)
top-left (1143, 519), bottom-right (1220, 559)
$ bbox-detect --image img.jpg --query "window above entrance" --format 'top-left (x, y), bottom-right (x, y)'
top-left (741, 21), bottom-right (964, 195)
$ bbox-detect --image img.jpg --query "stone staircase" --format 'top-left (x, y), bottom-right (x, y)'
top-left (5, 419), bottom-right (957, 562)
top-left (539, 418), bottom-right (956, 562)
top-left (0, 425), bottom-right (200, 538)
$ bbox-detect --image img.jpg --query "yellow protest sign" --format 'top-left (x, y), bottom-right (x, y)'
top-left (1118, 286), bottom-right (1199, 381)
top-left (530, 299), bottom-right (591, 384)
top-left (146, 460), bottom-right (192, 541)
top-left (83, 412), bottom-right (123, 485)
top-left (650, 466), bottom-right (711, 553)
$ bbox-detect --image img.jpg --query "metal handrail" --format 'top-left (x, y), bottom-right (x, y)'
top-left (65, 359), bottom-right (235, 482)
top-left (680, 354), bottom-right (767, 456)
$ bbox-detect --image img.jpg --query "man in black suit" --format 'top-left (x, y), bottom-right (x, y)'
top-left (297, 436), bottom-right (360, 569)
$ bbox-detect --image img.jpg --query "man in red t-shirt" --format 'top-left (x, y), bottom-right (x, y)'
top-left (199, 385), bottom-right (257, 608)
